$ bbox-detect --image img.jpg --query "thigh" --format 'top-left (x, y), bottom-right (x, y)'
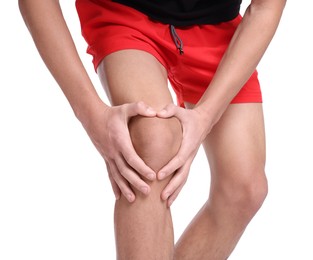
top-left (97, 49), bottom-right (173, 109)
top-left (200, 103), bottom-right (266, 186)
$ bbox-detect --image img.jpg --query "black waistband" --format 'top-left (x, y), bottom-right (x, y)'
top-left (112, 0), bottom-right (242, 27)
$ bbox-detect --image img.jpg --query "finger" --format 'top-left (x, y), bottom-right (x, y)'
top-left (161, 175), bottom-right (187, 202)
top-left (156, 103), bottom-right (178, 118)
top-left (167, 184), bottom-right (185, 207)
top-left (105, 161), bottom-right (121, 200)
top-left (119, 138), bottom-right (156, 181)
top-left (109, 160), bottom-right (136, 203)
top-left (161, 165), bottom-right (189, 201)
top-left (126, 101), bottom-right (156, 118)
top-left (158, 139), bottom-right (191, 180)
top-left (115, 156), bottom-right (151, 195)
top-left (161, 159), bottom-right (192, 204)
top-left (158, 156), bottom-right (183, 181)
top-left (108, 173), bottom-right (121, 200)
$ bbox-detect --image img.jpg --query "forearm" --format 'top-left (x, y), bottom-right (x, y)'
top-left (195, 0), bottom-right (286, 125)
top-left (19, 0), bottom-right (106, 123)
top-left (19, 0), bottom-right (161, 199)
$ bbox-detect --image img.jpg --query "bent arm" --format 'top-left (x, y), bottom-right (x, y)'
top-left (195, 0), bottom-right (287, 126)
top-left (18, 0), bottom-right (105, 122)
top-left (156, 0), bottom-right (286, 204)
top-left (19, 0), bottom-right (158, 201)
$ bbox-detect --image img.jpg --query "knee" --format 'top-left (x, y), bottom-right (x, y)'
top-left (219, 169), bottom-right (268, 219)
top-left (241, 173), bottom-right (268, 216)
top-left (129, 116), bottom-right (182, 172)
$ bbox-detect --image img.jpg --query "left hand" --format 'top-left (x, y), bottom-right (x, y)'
top-left (157, 104), bottom-right (213, 207)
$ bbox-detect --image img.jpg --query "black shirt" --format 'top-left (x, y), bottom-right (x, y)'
top-left (113, 0), bottom-right (242, 26)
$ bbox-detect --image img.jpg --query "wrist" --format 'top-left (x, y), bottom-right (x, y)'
top-left (193, 100), bottom-right (226, 131)
top-left (73, 95), bottom-right (109, 126)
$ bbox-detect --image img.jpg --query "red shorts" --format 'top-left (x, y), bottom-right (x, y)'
top-left (76, 0), bottom-right (262, 106)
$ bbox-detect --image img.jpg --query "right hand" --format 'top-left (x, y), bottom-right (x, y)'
top-left (81, 101), bottom-right (157, 202)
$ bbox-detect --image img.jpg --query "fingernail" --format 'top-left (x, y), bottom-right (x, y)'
top-left (127, 194), bottom-right (134, 202)
top-left (141, 186), bottom-right (149, 195)
top-left (147, 107), bottom-right (155, 114)
top-left (148, 173), bottom-right (155, 180)
top-left (158, 110), bottom-right (166, 115)
top-left (158, 172), bottom-right (165, 180)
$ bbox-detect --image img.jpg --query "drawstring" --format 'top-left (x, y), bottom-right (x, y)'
top-left (170, 25), bottom-right (184, 55)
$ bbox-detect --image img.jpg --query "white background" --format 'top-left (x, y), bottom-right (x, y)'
top-left (1, 1), bottom-right (312, 259)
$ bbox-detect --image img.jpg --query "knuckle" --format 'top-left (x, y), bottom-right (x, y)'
top-left (112, 131), bottom-right (124, 145)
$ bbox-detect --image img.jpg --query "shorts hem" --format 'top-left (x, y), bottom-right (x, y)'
top-left (92, 45), bottom-right (168, 73)
top-left (180, 93), bottom-right (263, 107)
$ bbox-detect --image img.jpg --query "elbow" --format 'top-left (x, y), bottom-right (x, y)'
top-left (250, 0), bottom-right (287, 10)
top-left (248, 0), bottom-right (287, 20)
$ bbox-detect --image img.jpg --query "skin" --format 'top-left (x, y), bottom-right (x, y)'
top-left (18, 0), bottom-right (157, 202)
top-left (19, 0), bottom-right (286, 259)
top-left (97, 51), bottom-right (180, 259)
top-left (157, 0), bottom-right (287, 206)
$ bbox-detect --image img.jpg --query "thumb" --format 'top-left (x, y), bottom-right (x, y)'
top-left (127, 101), bottom-right (156, 117)
top-left (157, 103), bottom-right (177, 118)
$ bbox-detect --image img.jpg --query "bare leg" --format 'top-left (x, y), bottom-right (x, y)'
top-left (174, 103), bottom-right (268, 260)
top-left (97, 50), bottom-right (182, 260)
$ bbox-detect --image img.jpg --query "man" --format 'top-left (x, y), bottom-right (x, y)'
top-left (19, 0), bottom-right (286, 259)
